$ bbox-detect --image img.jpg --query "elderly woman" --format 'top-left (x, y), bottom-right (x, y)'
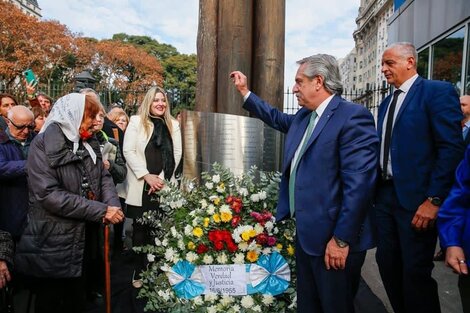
top-left (15, 93), bottom-right (124, 313)
top-left (123, 86), bottom-right (182, 286)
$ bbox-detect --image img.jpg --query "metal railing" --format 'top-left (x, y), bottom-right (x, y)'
top-left (283, 82), bottom-right (392, 119)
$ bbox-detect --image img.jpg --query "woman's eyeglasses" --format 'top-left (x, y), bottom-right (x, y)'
top-left (8, 118), bottom-right (35, 131)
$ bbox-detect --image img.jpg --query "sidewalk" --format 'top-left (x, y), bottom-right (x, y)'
top-left (361, 248), bottom-right (463, 313)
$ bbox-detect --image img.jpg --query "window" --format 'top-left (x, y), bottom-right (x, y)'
top-left (432, 27), bottom-right (465, 94)
top-left (417, 47), bottom-right (429, 79)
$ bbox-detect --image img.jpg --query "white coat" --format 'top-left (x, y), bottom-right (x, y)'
top-left (122, 115), bottom-right (182, 206)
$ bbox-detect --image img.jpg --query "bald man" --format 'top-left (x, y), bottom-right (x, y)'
top-left (0, 105), bottom-right (35, 240)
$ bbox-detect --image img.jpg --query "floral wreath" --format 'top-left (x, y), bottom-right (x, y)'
top-left (135, 163), bottom-right (297, 312)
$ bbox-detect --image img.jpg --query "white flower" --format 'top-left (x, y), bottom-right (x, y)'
top-left (262, 294), bottom-right (274, 306)
top-left (240, 295), bottom-right (254, 308)
top-left (161, 238), bottom-right (168, 247)
top-left (264, 221), bottom-right (274, 233)
top-left (207, 306), bottom-right (217, 313)
top-left (203, 254), bottom-right (214, 264)
top-left (262, 247), bottom-right (271, 255)
top-left (157, 290), bottom-right (170, 301)
top-left (200, 199), bottom-right (208, 209)
top-left (238, 187), bottom-right (248, 197)
top-left (178, 239), bottom-right (185, 250)
top-left (247, 241), bottom-right (260, 252)
top-left (217, 253), bottom-right (228, 264)
top-left (254, 223), bottom-right (264, 235)
top-left (220, 295), bottom-right (234, 306)
top-left (205, 182), bottom-right (214, 189)
top-left (192, 296), bottom-right (204, 305)
top-left (207, 204), bottom-right (216, 215)
top-left (216, 184), bottom-right (225, 193)
top-left (238, 242), bottom-right (248, 251)
top-left (186, 251), bottom-right (199, 262)
top-left (212, 174), bottom-right (220, 183)
top-left (147, 253), bottom-right (155, 262)
top-left (192, 217), bottom-right (199, 227)
top-left (184, 225), bottom-right (194, 236)
top-left (232, 304), bottom-right (241, 312)
top-left (252, 305), bottom-right (262, 312)
top-left (160, 263), bottom-right (171, 272)
top-left (164, 247), bottom-right (178, 263)
top-left (170, 226), bottom-right (177, 237)
top-left (204, 293), bottom-right (218, 302)
top-left (219, 204), bottom-right (231, 214)
top-left (259, 190), bottom-right (267, 200)
top-left (250, 194), bottom-right (260, 202)
top-left (154, 237), bottom-right (162, 246)
top-left (232, 253), bottom-right (245, 264)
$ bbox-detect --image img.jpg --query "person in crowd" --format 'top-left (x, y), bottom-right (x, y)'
top-left (438, 139), bottom-right (470, 313)
top-left (0, 94), bottom-right (18, 132)
top-left (0, 230), bottom-right (13, 311)
top-left (31, 106), bottom-right (46, 134)
top-left (434, 94), bottom-right (470, 262)
top-left (107, 106), bottom-right (129, 132)
top-left (375, 42), bottom-right (464, 313)
top-left (96, 108), bottom-right (128, 253)
top-left (0, 106), bottom-right (35, 241)
top-left (14, 93), bottom-right (124, 313)
top-left (25, 80), bottom-right (53, 115)
top-left (230, 54), bottom-right (378, 313)
top-left (0, 230), bottom-right (13, 289)
top-left (123, 86), bottom-right (182, 287)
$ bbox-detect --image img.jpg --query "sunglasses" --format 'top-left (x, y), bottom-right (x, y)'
top-left (8, 118), bottom-right (35, 131)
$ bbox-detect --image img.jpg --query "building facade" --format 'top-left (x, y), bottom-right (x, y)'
top-left (388, 0), bottom-right (470, 96)
top-left (8, 0), bottom-right (41, 18)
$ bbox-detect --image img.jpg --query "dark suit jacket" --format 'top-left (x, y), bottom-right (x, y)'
top-left (244, 93), bottom-right (378, 256)
top-left (377, 76), bottom-right (465, 210)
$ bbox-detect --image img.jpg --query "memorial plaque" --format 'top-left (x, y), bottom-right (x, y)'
top-left (181, 110), bottom-right (283, 180)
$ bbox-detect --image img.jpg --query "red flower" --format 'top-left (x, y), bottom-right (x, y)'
top-left (256, 233), bottom-right (269, 245)
top-left (267, 236), bottom-right (277, 246)
top-left (208, 229), bottom-right (238, 253)
top-left (231, 215), bottom-right (241, 227)
top-left (196, 243), bottom-right (209, 254)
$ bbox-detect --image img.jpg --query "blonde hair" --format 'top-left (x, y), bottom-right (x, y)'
top-left (107, 107), bottom-right (129, 125)
top-left (138, 86), bottom-right (175, 137)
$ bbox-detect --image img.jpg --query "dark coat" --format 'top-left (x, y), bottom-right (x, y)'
top-left (15, 123), bottom-right (120, 278)
top-left (0, 131), bottom-right (34, 238)
top-left (0, 230), bottom-right (13, 267)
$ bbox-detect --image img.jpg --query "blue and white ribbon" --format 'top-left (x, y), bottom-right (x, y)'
top-left (164, 260), bottom-right (205, 299)
top-left (249, 252), bottom-right (291, 295)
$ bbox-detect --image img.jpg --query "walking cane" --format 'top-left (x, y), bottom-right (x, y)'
top-left (104, 224), bottom-right (111, 313)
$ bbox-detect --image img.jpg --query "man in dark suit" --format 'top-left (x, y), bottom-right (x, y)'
top-left (230, 54), bottom-right (378, 313)
top-left (375, 42), bottom-right (465, 313)
top-left (461, 95), bottom-right (470, 146)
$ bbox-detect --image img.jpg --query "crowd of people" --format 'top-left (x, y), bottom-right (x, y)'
top-left (0, 84), bottom-right (181, 312)
top-left (0, 40), bottom-right (469, 313)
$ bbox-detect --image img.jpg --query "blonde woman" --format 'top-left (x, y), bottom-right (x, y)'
top-left (107, 106), bottom-right (129, 132)
top-left (122, 87), bottom-right (182, 285)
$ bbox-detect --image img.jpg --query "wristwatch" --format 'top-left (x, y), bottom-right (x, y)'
top-left (428, 196), bottom-right (442, 206)
top-left (333, 236), bottom-right (349, 248)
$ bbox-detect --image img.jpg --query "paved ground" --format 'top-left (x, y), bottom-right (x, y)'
top-left (361, 247), bottom-right (463, 313)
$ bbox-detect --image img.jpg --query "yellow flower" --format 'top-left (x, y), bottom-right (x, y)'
top-left (193, 227), bottom-right (203, 238)
top-left (187, 241), bottom-right (196, 250)
top-left (248, 229), bottom-right (257, 238)
top-left (241, 231), bottom-right (251, 242)
top-left (246, 250), bottom-right (259, 262)
top-left (287, 244), bottom-right (295, 256)
top-left (203, 217), bottom-right (210, 228)
top-left (220, 211), bottom-right (232, 222)
top-left (213, 213), bottom-right (221, 223)
top-left (276, 243), bottom-right (283, 250)
top-left (213, 197), bottom-right (221, 206)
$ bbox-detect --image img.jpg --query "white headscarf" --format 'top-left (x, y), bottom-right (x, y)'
top-left (40, 93), bottom-right (97, 164)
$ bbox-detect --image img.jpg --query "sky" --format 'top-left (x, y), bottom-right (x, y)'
top-left (38, 0), bottom-right (360, 92)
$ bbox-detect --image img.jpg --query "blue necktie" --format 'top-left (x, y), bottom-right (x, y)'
top-left (463, 125), bottom-right (469, 140)
top-left (289, 111), bottom-right (318, 217)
